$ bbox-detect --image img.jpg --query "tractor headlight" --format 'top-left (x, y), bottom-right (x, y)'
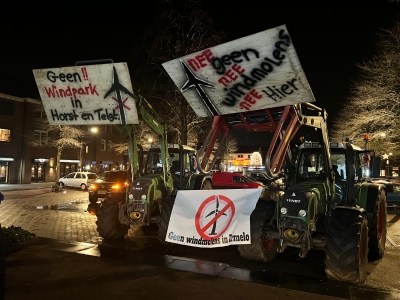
top-left (280, 207), bottom-right (287, 215)
top-left (141, 194), bottom-right (147, 201)
top-left (128, 194), bottom-right (134, 200)
top-left (298, 209), bottom-right (307, 217)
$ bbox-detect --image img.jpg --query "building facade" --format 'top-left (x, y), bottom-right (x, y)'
top-left (0, 93), bottom-right (128, 184)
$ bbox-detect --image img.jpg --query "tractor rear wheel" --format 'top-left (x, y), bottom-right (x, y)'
top-left (158, 195), bottom-right (176, 245)
top-left (238, 201), bottom-right (279, 263)
top-left (325, 209), bottom-right (368, 284)
top-left (368, 187), bottom-right (387, 262)
top-left (96, 199), bottom-right (129, 239)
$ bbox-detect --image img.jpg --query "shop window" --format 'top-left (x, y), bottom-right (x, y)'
top-left (0, 128), bottom-right (11, 142)
top-left (33, 130), bottom-right (48, 145)
top-left (108, 140), bottom-right (112, 151)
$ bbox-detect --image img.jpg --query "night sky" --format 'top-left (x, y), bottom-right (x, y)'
top-left (1, 0), bottom-right (399, 127)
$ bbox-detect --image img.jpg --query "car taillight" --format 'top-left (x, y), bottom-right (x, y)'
top-left (112, 184), bottom-right (120, 190)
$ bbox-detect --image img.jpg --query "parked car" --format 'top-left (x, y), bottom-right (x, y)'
top-left (212, 172), bottom-right (264, 189)
top-left (374, 180), bottom-right (400, 210)
top-left (58, 172), bottom-right (98, 190)
top-left (371, 178), bottom-right (391, 182)
top-left (88, 170), bottom-right (131, 203)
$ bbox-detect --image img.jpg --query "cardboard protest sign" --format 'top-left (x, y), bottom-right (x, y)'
top-left (162, 24), bottom-right (315, 117)
top-left (33, 63), bottom-right (139, 125)
top-left (165, 189), bottom-right (261, 248)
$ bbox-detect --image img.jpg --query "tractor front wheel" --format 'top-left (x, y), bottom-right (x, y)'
top-left (158, 195), bottom-right (176, 245)
top-left (96, 199), bottom-right (129, 240)
top-left (238, 201), bottom-right (279, 263)
top-left (368, 187), bottom-right (387, 262)
top-left (325, 209), bottom-right (368, 284)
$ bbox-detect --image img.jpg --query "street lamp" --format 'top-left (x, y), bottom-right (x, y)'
top-left (383, 152), bottom-right (393, 177)
top-left (90, 127), bottom-right (98, 172)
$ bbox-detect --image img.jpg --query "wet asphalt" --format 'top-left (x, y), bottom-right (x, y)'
top-left (1, 183), bottom-right (400, 299)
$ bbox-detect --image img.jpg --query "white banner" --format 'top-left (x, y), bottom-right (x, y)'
top-left (166, 189), bottom-right (262, 248)
top-left (162, 24), bottom-right (315, 117)
top-left (33, 62), bottom-right (139, 125)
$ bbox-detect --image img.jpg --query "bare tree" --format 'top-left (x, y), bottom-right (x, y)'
top-left (31, 106), bottom-right (86, 182)
top-left (330, 18), bottom-right (400, 158)
top-left (129, 0), bottom-right (227, 146)
top-left (250, 152), bottom-right (263, 166)
top-left (108, 119), bottom-right (155, 155)
top-left (216, 134), bottom-right (239, 171)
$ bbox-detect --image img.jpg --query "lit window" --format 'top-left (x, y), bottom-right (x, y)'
top-left (0, 128), bottom-right (11, 142)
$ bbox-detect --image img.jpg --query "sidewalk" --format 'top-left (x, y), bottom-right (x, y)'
top-left (0, 182), bottom-right (55, 191)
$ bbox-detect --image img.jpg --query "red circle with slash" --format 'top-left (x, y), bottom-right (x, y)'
top-left (195, 194), bottom-right (235, 240)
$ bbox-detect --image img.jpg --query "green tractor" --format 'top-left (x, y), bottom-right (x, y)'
top-left (92, 93), bottom-right (212, 240)
top-left (192, 103), bottom-right (387, 284)
top-left (238, 140), bottom-right (387, 284)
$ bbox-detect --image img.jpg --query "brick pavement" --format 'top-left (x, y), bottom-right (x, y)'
top-left (1, 184), bottom-right (400, 295)
top-left (0, 187), bottom-right (102, 244)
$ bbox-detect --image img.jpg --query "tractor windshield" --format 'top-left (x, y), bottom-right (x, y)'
top-left (296, 150), bottom-right (325, 180)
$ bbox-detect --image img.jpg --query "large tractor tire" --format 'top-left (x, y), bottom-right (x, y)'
top-left (238, 201), bottom-right (279, 263)
top-left (158, 195), bottom-right (176, 245)
top-left (96, 200), bottom-right (129, 240)
top-left (89, 195), bottom-right (98, 204)
top-left (368, 187), bottom-right (387, 262)
top-left (325, 209), bottom-right (369, 284)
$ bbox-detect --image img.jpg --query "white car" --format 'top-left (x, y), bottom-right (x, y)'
top-left (58, 172), bottom-right (98, 190)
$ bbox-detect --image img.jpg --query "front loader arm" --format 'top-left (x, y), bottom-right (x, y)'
top-left (136, 94), bottom-right (173, 192)
top-left (112, 124), bottom-right (142, 182)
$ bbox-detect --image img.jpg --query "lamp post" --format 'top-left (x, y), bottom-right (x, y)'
top-left (79, 137), bottom-right (83, 172)
top-left (90, 127), bottom-right (98, 172)
top-left (382, 152), bottom-right (393, 177)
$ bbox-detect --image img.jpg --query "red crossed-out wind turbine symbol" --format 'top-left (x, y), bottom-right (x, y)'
top-left (111, 97), bottom-right (131, 110)
top-left (204, 195), bottom-right (227, 235)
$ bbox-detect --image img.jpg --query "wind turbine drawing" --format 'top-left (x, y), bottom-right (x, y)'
top-left (179, 59), bottom-right (219, 116)
top-left (205, 195), bottom-right (227, 235)
top-left (104, 66), bottom-right (135, 125)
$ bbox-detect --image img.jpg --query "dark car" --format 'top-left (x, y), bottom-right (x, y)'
top-left (372, 179), bottom-right (400, 213)
top-left (88, 170), bottom-right (131, 203)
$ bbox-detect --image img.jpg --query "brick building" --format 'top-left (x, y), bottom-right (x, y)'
top-left (0, 93), bottom-right (128, 184)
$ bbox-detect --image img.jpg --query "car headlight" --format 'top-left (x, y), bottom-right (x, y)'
top-left (298, 210), bottom-right (307, 217)
top-left (280, 207), bottom-right (287, 215)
